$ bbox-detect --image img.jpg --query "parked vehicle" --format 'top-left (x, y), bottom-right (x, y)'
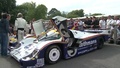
top-left (10, 16), bottom-right (110, 68)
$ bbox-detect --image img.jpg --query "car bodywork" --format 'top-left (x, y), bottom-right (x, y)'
top-left (10, 16), bottom-right (110, 68)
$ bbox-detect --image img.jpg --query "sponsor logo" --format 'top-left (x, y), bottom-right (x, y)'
top-left (78, 47), bottom-right (97, 55)
top-left (79, 40), bottom-right (97, 47)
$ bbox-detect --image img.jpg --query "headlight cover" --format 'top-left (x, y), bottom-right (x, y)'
top-left (22, 49), bottom-right (39, 61)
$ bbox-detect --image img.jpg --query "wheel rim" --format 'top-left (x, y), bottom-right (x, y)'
top-left (49, 48), bottom-right (60, 62)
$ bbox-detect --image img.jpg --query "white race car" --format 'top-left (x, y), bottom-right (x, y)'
top-left (10, 16), bottom-right (110, 68)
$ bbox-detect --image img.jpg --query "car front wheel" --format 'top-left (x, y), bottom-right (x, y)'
top-left (45, 45), bottom-right (61, 64)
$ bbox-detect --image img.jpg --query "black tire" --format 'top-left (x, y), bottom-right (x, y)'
top-left (108, 38), bottom-right (114, 44)
top-left (116, 39), bottom-right (120, 44)
top-left (97, 37), bottom-right (104, 49)
top-left (45, 45), bottom-right (61, 64)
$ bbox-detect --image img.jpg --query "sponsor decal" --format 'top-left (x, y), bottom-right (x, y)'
top-left (79, 40), bottom-right (97, 47)
top-left (78, 47), bottom-right (97, 55)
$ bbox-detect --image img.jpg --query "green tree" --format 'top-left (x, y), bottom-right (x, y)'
top-left (34, 4), bottom-right (47, 20)
top-left (0, 0), bottom-right (16, 17)
top-left (67, 9), bottom-right (84, 18)
top-left (0, 0), bottom-right (16, 24)
top-left (10, 4), bottom-right (28, 23)
top-left (48, 8), bottom-right (61, 19)
top-left (61, 11), bottom-right (67, 17)
top-left (0, 0), bottom-right (16, 13)
top-left (12, 2), bottom-right (37, 22)
top-left (92, 13), bottom-right (103, 16)
top-left (21, 2), bottom-right (36, 21)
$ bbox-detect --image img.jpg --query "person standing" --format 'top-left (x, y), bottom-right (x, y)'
top-left (68, 18), bottom-right (74, 29)
top-left (84, 17), bottom-right (92, 29)
top-left (14, 13), bottom-right (27, 42)
top-left (28, 21), bottom-right (32, 34)
top-left (0, 13), bottom-right (10, 56)
top-left (106, 15), bottom-right (113, 29)
top-left (73, 19), bottom-right (79, 30)
top-left (91, 17), bottom-right (100, 29)
top-left (78, 19), bottom-right (84, 30)
top-left (110, 16), bottom-right (120, 44)
top-left (30, 18), bottom-right (36, 34)
top-left (99, 16), bottom-right (106, 29)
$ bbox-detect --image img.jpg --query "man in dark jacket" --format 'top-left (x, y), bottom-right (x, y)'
top-left (0, 13), bottom-right (10, 56)
top-left (91, 17), bottom-right (100, 29)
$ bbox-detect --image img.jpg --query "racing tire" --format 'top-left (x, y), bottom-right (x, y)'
top-left (45, 45), bottom-right (61, 64)
top-left (97, 37), bottom-right (104, 49)
top-left (116, 39), bottom-right (120, 44)
top-left (108, 38), bottom-right (114, 44)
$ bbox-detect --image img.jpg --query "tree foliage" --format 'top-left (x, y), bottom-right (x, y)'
top-left (13, 2), bottom-right (47, 21)
top-left (0, 0), bottom-right (16, 18)
top-left (92, 13), bottom-right (103, 16)
top-left (0, 0), bottom-right (16, 24)
top-left (67, 9), bottom-right (84, 18)
top-left (48, 8), bottom-right (61, 19)
top-left (21, 2), bottom-right (36, 21)
top-left (0, 1), bottom-right (105, 24)
top-left (10, 5), bottom-right (28, 24)
top-left (61, 11), bottom-right (67, 17)
top-left (34, 4), bottom-right (47, 20)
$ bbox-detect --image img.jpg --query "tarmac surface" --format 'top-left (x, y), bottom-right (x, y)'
top-left (0, 43), bottom-right (120, 68)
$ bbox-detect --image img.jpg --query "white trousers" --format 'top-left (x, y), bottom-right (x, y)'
top-left (17, 30), bottom-right (24, 42)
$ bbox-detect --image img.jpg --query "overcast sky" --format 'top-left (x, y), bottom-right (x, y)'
top-left (16, 0), bottom-right (120, 15)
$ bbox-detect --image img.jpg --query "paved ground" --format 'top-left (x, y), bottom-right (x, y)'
top-left (0, 43), bottom-right (120, 68)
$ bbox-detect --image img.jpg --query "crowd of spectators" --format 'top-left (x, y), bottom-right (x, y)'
top-left (67, 15), bottom-right (120, 44)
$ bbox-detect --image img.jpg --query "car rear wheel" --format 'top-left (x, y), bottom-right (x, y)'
top-left (45, 45), bottom-right (61, 64)
top-left (108, 38), bottom-right (114, 44)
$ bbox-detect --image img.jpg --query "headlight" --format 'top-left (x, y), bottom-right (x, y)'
top-left (22, 49), bottom-right (39, 61)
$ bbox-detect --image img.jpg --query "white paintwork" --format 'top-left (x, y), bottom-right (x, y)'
top-left (70, 30), bottom-right (99, 39)
top-left (10, 25), bottom-right (61, 61)
top-left (84, 29), bottom-right (110, 35)
top-left (10, 36), bottom-right (62, 61)
top-left (52, 16), bottom-right (67, 22)
top-left (10, 43), bottom-right (36, 61)
top-left (20, 37), bottom-right (36, 45)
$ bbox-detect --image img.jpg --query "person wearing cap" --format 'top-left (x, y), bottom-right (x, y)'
top-left (14, 13), bottom-right (27, 42)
